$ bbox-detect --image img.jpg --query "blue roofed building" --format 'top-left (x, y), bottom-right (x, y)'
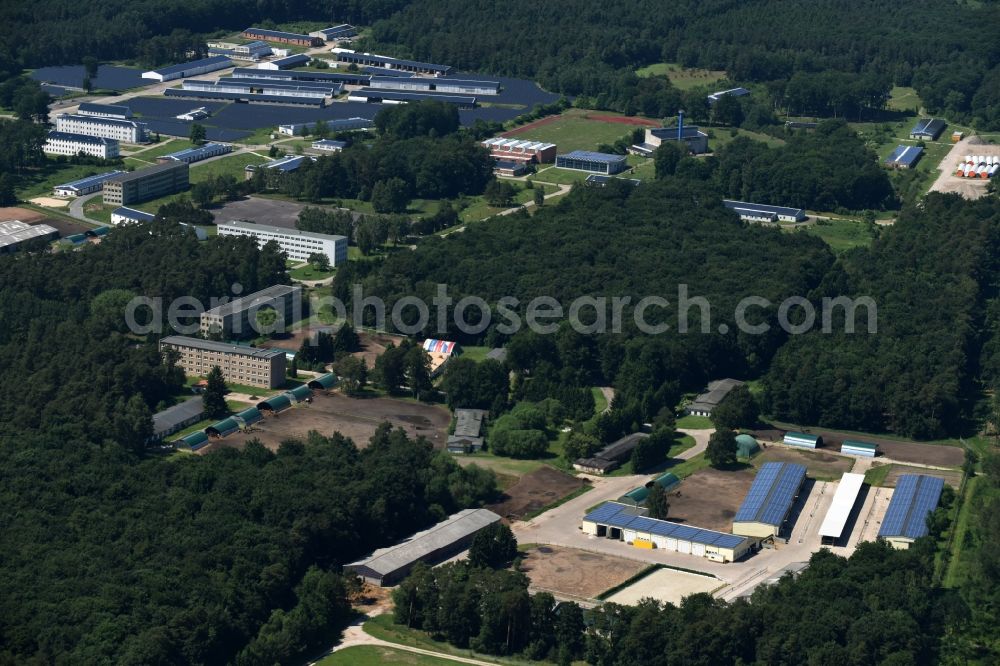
top-left (111, 207), bottom-right (156, 225)
top-left (732, 462), bottom-right (808, 539)
top-left (77, 102), bottom-right (132, 119)
top-left (157, 142), bottom-right (232, 165)
top-left (278, 117), bottom-right (374, 136)
top-left (142, 55), bottom-right (233, 82)
top-left (909, 118), bottom-right (946, 141)
top-left (53, 170), bottom-right (127, 197)
top-left (884, 145), bottom-right (924, 169)
top-left (583, 502), bottom-right (752, 562)
top-left (310, 24), bottom-right (358, 41)
top-left (347, 88), bottom-right (476, 108)
top-left (630, 126), bottom-right (709, 155)
top-left (311, 139), bottom-right (348, 152)
top-left (878, 474), bottom-right (945, 549)
top-left (723, 199), bottom-right (807, 223)
top-left (555, 150), bottom-right (628, 175)
top-left (708, 87), bottom-right (751, 104)
top-left (259, 54), bottom-right (312, 70)
top-left (333, 49), bottom-right (453, 75)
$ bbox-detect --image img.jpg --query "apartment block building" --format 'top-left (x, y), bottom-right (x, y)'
top-left (199, 284), bottom-right (303, 339)
top-left (160, 336), bottom-right (287, 389)
top-left (103, 162), bottom-right (189, 205)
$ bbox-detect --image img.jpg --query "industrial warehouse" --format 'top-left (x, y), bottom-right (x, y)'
top-left (77, 102), bottom-right (132, 119)
top-left (0, 221), bottom-right (59, 253)
top-left (242, 27), bottom-right (323, 47)
top-left (216, 220), bottom-right (348, 266)
top-left (331, 48), bottom-right (453, 75)
top-left (278, 117), bottom-right (373, 135)
top-left (345, 509), bottom-right (502, 586)
top-left (732, 462), bottom-right (807, 539)
top-left (723, 199), bottom-right (807, 223)
top-left (573, 433), bottom-right (648, 474)
top-left (555, 150), bottom-right (628, 175)
top-left (142, 55), bottom-right (234, 82)
top-left (878, 475), bottom-right (944, 549)
top-left (686, 378), bottom-right (744, 417)
top-left (368, 76), bottom-right (500, 95)
top-left (157, 142), bottom-right (232, 164)
top-left (168, 77), bottom-right (341, 107)
top-left (347, 88), bottom-right (477, 108)
top-left (582, 502), bottom-right (752, 563)
top-left (53, 170), bottom-right (126, 196)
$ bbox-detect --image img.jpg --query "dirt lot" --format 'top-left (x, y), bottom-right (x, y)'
top-left (604, 567), bottom-right (721, 606)
top-left (353, 330), bottom-right (405, 367)
top-left (29, 196), bottom-right (69, 208)
top-left (0, 206), bottom-right (46, 222)
top-left (487, 467), bottom-right (586, 521)
top-left (587, 115), bottom-right (660, 127)
top-left (880, 464), bottom-right (964, 489)
top-left (520, 545), bottom-right (647, 601)
top-left (757, 447), bottom-right (856, 480)
top-left (667, 466), bottom-right (757, 532)
top-left (210, 196), bottom-right (362, 229)
top-left (198, 391), bottom-right (451, 453)
top-left (930, 136), bottom-right (1000, 200)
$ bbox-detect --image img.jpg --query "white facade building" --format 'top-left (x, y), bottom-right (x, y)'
top-left (55, 114), bottom-right (148, 144)
top-left (217, 220), bottom-right (348, 266)
top-left (44, 131), bottom-right (120, 159)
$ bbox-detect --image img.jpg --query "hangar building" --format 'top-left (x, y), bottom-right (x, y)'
top-left (732, 462), bottom-right (807, 539)
top-left (878, 474), bottom-right (944, 549)
top-left (817, 473), bottom-right (866, 545)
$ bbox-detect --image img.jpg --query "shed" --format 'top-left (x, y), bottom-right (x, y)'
top-left (206, 417), bottom-right (239, 438)
top-left (258, 394), bottom-right (292, 413)
top-left (735, 434), bottom-right (761, 459)
top-left (618, 472), bottom-right (681, 506)
top-left (783, 432), bottom-right (820, 449)
top-left (181, 431), bottom-right (209, 450)
top-left (234, 406), bottom-right (263, 427)
top-left (151, 397), bottom-right (205, 440)
top-left (286, 384), bottom-right (313, 403)
top-left (818, 473), bottom-right (866, 545)
top-left (307, 373), bottom-right (338, 390)
top-left (841, 440), bottom-right (877, 457)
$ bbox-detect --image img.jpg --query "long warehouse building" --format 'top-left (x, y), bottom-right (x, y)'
top-left (345, 508), bottom-right (502, 586)
top-left (723, 199), bottom-right (807, 223)
top-left (732, 462), bottom-right (807, 539)
top-left (583, 502), bottom-right (752, 563)
top-left (53, 170), bottom-right (127, 196)
top-left (817, 473), bottom-right (866, 546)
top-left (142, 55), bottom-right (233, 82)
top-left (347, 88), bottom-right (476, 108)
top-left (877, 474), bottom-right (945, 549)
top-left (332, 49), bottom-right (453, 75)
top-left (368, 76), bottom-right (500, 95)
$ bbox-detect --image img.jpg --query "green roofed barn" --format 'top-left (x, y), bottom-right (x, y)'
top-left (736, 434), bottom-right (761, 459)
top-left (286, 384), bottom-right (313, 403)
top-left (618, 473), bottom-right (681, 506)
top-left (307, 373), bottom-right (338, 390)
top-left (234, 407), bottom-right (262, 428)
top-left (841, 440), bottom-right (877, 457)
top-left (206, 417), bottom-right (239, 438)
top-left (258, 394), bottom-right (292, 413)
top-left (181, 431), bottom-right (209, 450)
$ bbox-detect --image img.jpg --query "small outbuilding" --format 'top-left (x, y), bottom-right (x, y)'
top-left (307, 373), bottom-right (338, 390)
top-left (735, 434), bottom-right (761, 459)
top-left (206, 417), bottom-right (240, 438)
top-left (783, 432), bottom-right (820, 449)
top-left (258, 394), bottom-right (293, 413)
top-left (841, 439), bottom-right (877, 458)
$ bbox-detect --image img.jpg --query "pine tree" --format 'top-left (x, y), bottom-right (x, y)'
top-left (203, 365), bottom-right (228, 418)
top-left (646, 483), bottom-right (669, 519)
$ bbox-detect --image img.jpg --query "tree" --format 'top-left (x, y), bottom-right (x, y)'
top-left (307, 252), bottom-right (331, 272)
top-left (190, 181), bottom-right (215, 208)
top-left (706, 428), bottom-right (738, 468)
top-left (646, 483), bottom-right (669, 519)
top-left (468, 522), bottom-right (517, 569)
top-left (189, 123), bottom-right (206, 145)
top-left (710, 384), bottom-right (759, 430)
top-left (289, 358), bottom-right (298, 378)
top-left (335, 356), bottom-right (367, 395)
top-left (0, 172), bottom-right (16, 206)
top-left (533, 187), bottom-right (545, 207)
top-left (485, 179), bottom-right (517, 207)
top-left (563, 431), bottom-right (601, 462)
top-left (82, 76), bottom-right (92, 93)
top-left (313, 119), bottom-right (329, 138)
top-left (203, 365), bottom-right (229, 418)
top-left (371, 177), bottom-right (411, 214)
top-left (82, 56), bottom-right (99, 79)
top-left (654, 142), bottom-right (685, 178)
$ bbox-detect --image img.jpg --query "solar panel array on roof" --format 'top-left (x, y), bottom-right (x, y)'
top-left (734, 462), bottom-right (807, 526)
top-left (885, 145), bottom-right (924, 168)
top-left (878, 474), bottom-right (944, 540)
top-left (148, 56), bottom-right (233, 78)
top-left (559, 150), bottom-right (627, 163)
top-left (723, 199), bottom-right (806, 219)
top-left (584, 502), bottom-right (748, 549)
top-left (217, 77), bottom-right (342, 94)
top-left (164, 88), bottom-right (325, 106)
top-left (349, 88), bottom-right (477, 107)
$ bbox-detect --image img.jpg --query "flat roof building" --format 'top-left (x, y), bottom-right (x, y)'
top-left (878, 474), bottom-right (944, 549)
top-left (160, 335), bottom-right (288, 389)
top-left (55, 113), bottom-right (148, 144)
top-left (573, 433), bottom-right (648, 475)
top-left (686, 378), bottom-right (744, 417)
top-left (311, 139), bottom-right (348, 152)
top-left (157, 142), bottom-right (232, 164)
top-left (165, 87), bottom-right (326, 107)
top-left (333, 49), bottom-right (453, 75)
top-left (151, 397), bottom-right (205, 442)
top-left (44, 130), bottom-right (120, 159)
top-left (909, 118), bottom-right (946, 141)
top-left (555, 150), bottom-right (628, 175)
top-left (885, 145), bottom-right (924, 169)
top-left (480, 137), bottom-right (557, 164)
top-left (243, 27), bottom-right (323, 47)
top-left (199, 283), bottom-right (303, 339)
top-left (347, 88), bottom-right (476, 108)
top-left (217, 220), bottom-right (347, 267)
top-left (0, 221), bottom-right (58, 253)
top-left (142, 55), bottom-right (233, 83)
top-left (234, 67), bottom-right (370, 86)
top-left (369, 76), bottom-right (500, 96)
top-left (103, 161), bottom-right (189, 206)
top-left (732, 462), bottom-right (807, 540)
top-left (53, 170), bottom-right (126, 196)
top-left (345, 508), bottom-right (502, 586)
top-left (448, 408), bottom-right (487, 454)
top-left (278, 117), bottom-right (374, 136)
top-left (110, 206), bottom-right (156, 225)
top-left (77, 102), bottom-right (132, 119)
top-left (583, 502), bottom-right (751, 563)
top-left (493, 160), bottom-right (530, 177)
top-left (708, 87), bottom-right (750, 104)
top-left (631, 126), bottom-right (709, 156)
top-left (723, 199), bottom-right (807, 223)
top-left (818, 473), bottom-right (866, 545)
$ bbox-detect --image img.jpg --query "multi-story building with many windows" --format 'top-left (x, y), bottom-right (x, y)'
top-left (159, 336), bottom-right (287, 389)
top-left (55, 113), bottom-right (149, 144)
top-left (217, 220), bottom-right (348, 267)
top-left (103, 162), bottom-right (189, 205)
top-left (199, 284), bottom-right (303, 339)
top-left (43, 131), bottom-right (120, 159)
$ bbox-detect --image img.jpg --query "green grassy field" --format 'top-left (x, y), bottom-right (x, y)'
top-left (887, 86), bottom-right (923, 113)
top-left (592, 387), bottom-right (609, 414)
top-left (676, 414), bottom-right (714, 429)
top-left (635, 62), bottom-right (727, 90)
top-left (317, 646), bottom-right (463, 666)
top-left (14, 161), bottom-right (127, 199)
top-left (458, 184), bottom-right (550, 222)
top-left (457, 346), bottom-right (491, 362)
top-left (289, 264), bottom-right (336, 281)
top-left (191, 153), bottom-right (268, 183)
top-left (363, 615), bottom-right (537, 666)
top-left (792, 218), bottom-right (877, 252)
top-left (864, 462), bottom-right (892, 487)
top-left (505, 109), bottom-right (639, 152)
top-left (126, 138), bottom-right (196, 160)
top-left (709, 126), bottom-right (787, 149)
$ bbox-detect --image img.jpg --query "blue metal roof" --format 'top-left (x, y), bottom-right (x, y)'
top-left (885, 145), bottom-right (923, 167)
top-left (270, 54), bottom-right (311, 67)
top-left (723, 199), bottom-right (805, 218)
top-left (352, 88), bottom-right (476, 106)
top-left (336, 52), bottom-right (452, 73)
top-left (46, 130), bottom-right (117, 146)
top-left (363, 66), bottom-right (414, 78)
top-left (244, 27), bottom-right (316, 41)
top-left (313, 139), bottom-right (348, 148)
top-left (734, 462), bottom-right (807, 526)
top-left (232, 67), bottom-right (370, 84)
top-left (78, 102), bottom-right (131, 116)
top-left (218, 77), bottom-right (341, 93)
top-left (161, 142), bottom-right (231, 162)
top-left (56, 170), bottom-right (126, 191)
top-left (651, 126), bottom-right (704, 140)
top-left (878, 474), bottom-right (944, 540)
top-left (164, 88), bottom-right (325, 106)
top-left (317, 24), bottom-right (356, 37)
top-left (910, 118), bottom-right (945, 137)
top-left (113, 206), bottom-right (156, 222)
top-left (150, 56), bottom-right (233, 77)
top-left (558, 150), bottom-right (627, 164)
top-left (584, 502), bottom-right (747, 549)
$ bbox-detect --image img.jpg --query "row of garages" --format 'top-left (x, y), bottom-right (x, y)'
top-left (178, 373), bottom-right (338, 450)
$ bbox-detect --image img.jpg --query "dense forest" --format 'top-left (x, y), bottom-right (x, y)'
top-left (0, 224), bottom-right (497, 663)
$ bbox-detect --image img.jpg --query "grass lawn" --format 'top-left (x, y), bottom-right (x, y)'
top-left (455, 452), bottom-right (548, 478)
top-left (317, 646), bottom-right (463, 666)
top-left (676, 414), bottom-right (714, 429)
top-left (887, 86), bottom-right (923, 113)
top-left (944, 475), bottom-right (990, 588)
top-left (80, 202), bottom-right (116, 225)
top-left (191, 153), bottom-right (268, 183)
top-left (531, 166), bottom-right (589, 186)
top-left (126, 138), bottom-right (195, 160)
top-left (864, 462), bottom-right (892, 487)
top-left (240, 126), bottom-right (280, 146)
top-left (290, 264), bottom-right (336, 281)
top-left (364, 615), bottom-right (538, 666)
top-left (14, 160), bottom-right (128, 200)
top-left (458, 184), bottom-right (551, 222)
top-left (458, 346), bottom-right (491, 362)
top-left (635, 62), bottom-right (727, 90)
top-left (791, 218), bottom-right (877, 252)
top-left (709, 126), bottom-right (787, 149)
top-left (506, 109), bottom-right (638, 152)
top-left (592, 387), bottom-right (609, 414)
